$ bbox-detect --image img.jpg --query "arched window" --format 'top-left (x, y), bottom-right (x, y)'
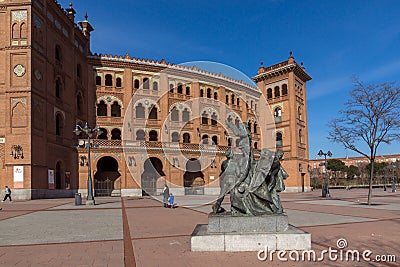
top-left (186, 86), bottom-right (190, 95)
top-left (250, 100), bottom-right (254, 109)
top-left (105, 74), bottom-right (112, 86)
top-left (96, 76), bottom-right (101, 86)
top-left (20, 22), bottom-right (27, 39)
top-left (97, 100), bottom-right (107, 116)
top-left (149, 130), bottom-right (158, 141)
top-left (116, 77), bottom-right (122, 88)
top-left (274, 107), bottom-right (282, 122)
top-left (136, 103), bottom-right (145, 118)
top-left (200, 89), bottom-right (204, 97)
top-left (237, 97), bottom-right (240, 106)
top-left (55, 113), bottom-right (63, 136)
top-left (183, 133), bottom-right (191, 143)
top-left (299, 129), bottom-right (303, 144)
top-left (98, 128), bottom-right (108, 139)
top-left (171, 107), bottom-right (179, 121)
top-left (77, 94), bottom-right (83, 115)
top-left (153, 81), bottom-right (158, 91)
top-left (134, 79), bottom-right (140, 89)
top-left (274, 86), bottom-right (280, 97)
top-left (143, 78), bottom-right (149, 89)
top-left (207, 88), bottom-right (212, 98)
top-left (111, 128), bottom-right (121, 140)
top-left (55, 45), bottom-right (62, 61)
top-left (169, 84), bottom-right (174, 93)
top-left (55, 78), bottom-right (61, 98)
top-left (231, 94), bottom-right (235, 105)
top-left (282, 84), bottom-right (288, 95)
top-left (201, 112), bottom-right (208, 125)
top-left (211, 113), bottom-right (217, 126)
top-left (253, 122), bottom-right (258, 134)
top-left (177, 83), bottom-right (183, 94)
top-left (227, 138), bottom-right (232, 147)
top-left (111, 102), bottom-right (121, 117)
top-left (212, 136), bottom-right (218, 145)
top-left (77, 64), bottom-right (82, 78)
top-left (182, 108), bottom-right (190, 122)
top-left (148, 106), bottom-right (158, 120)
top-left (276, 132), bottom-right (283, 147)
top-left (172, 132), bottom-right (179, 142)
top-left (248, 121), bottom-right (252, 131)
top-left (202, 134), bottom-right (209, 145)
top-left (226, 95), bottom-right (229, 104)
top-left (12, 23), bottom-right (18, 39)
top-left (298, 106), bottom-right (302, 120)
top-left (136, 130), bottom-right (145, 141)
top-left (254, 142), bottom-right (258, 150)
top-left (267, 88), bottom-right (273, 99)
top-left (214, 92), bottom-right (218, 100)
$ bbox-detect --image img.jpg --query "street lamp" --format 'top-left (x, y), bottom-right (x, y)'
top-left (74, 122), bottom-right (102, 205)
top-left (318, 149), bottom-right (332, 197)
top-left (391, 162), bottom-right (397, 193)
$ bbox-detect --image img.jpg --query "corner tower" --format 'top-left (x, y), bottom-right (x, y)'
top-left (252, 52), bottom-right (312, 192)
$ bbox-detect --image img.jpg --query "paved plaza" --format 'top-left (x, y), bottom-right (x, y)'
top-left (0, 188), bottom-right (399, 266)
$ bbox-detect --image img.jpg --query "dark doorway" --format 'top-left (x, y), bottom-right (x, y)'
top-left (94, 156), bottom-right (121, 196)
top-left (141, 157), bottom-right (165, 196)
top-left (184, 158), bottom-right (204, 195)
top-left (55, 161), bottom-right (62, 189)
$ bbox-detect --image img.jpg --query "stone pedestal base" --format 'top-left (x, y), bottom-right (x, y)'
top-left (191, 213), bottom-right (311, 252)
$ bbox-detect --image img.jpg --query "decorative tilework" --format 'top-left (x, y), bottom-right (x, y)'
top-left (12, 11), bottom-right (27, 21)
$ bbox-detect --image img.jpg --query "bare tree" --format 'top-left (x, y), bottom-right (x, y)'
top-left (328, 79), bottom-right (400, 204)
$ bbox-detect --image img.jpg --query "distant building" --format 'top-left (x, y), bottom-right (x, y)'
top-left (0, 0), bottom-right (312, 199)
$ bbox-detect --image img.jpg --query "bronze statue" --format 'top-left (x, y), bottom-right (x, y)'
top-left (212, 121), bottom-right (288, 215)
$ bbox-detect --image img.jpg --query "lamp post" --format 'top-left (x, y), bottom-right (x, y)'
top-left (318, 150), bottom-right (332, 197)
top-left (74, 122), bottom-right (102, 205)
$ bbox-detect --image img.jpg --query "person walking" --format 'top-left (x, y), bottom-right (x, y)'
top-left (2, 186), bottom-right (12, 202)
top-left (162, 183), bottom-right (169, 208)
top-left (168, 193), bottom-right (175, 208)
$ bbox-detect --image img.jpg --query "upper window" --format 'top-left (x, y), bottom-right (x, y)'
top-left (201, 112), bottom-right (208, 125)
top-left (77, 64), bottom-right (82, 78)
top-left (207, 88), bottom-right (212, 98)
top-left (282, 84), bottom-right (288, 95)
top-left (267, 88), bottom-right (272, 99)
top-left (276, 132), bottom-right (283, 147)
top-left (274, 107), bottom-right (282, 123)
top-left (136, 104), bottom-right (145, 118)
top-left (97, 100), bottom-right (107, 116)
top-left (55, 45), bottom-right (62, 61)
top-left (111, 102), bottom-right (121, 117)
top-left (55, 78), bottom-right (61, 98)
top-left (169, 84), bottom-right (174, 93)
top-left (105, 74), bottom-right (112, 86)
top-left (149, 130), bottom-right (158, 141)
top-left (148, 106), bottom-right (158, 120)
top-left (96, 76), bottom-right (102, 86)
top-left (134, 79), bottom-right (140, 89)
top-left (55, 113), bottom-right (63, 136)
top-left (183, 133), bottom-right (191, 144)
top-left (153, 81), bottom-right (158, 91)
top-left (171, 107), bottom-right (179, 122)
top-left (116, 78), bottom-right (122, 88)
top-left (177, 83), bottom-right (183, 94)
top-left (111, 128), bottom-right (121, 140)
top-left (186, 86), bottom-right (190, 95)
top-left (182, 108), bottom-right (190, 122)
top-left (274, 86), bottom-right (280, 97)
top-left (143, 78), bottom-right (149, 89)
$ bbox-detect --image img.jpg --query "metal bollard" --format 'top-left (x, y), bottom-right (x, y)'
top-left (75, 193), bottom-right (82, 205)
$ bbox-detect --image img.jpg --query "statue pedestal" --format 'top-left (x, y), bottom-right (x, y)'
top-left (191, 213), bottom-right (311, 251)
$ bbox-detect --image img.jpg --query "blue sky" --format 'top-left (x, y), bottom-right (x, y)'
top-left (60, 0), bottom-right (400, 159)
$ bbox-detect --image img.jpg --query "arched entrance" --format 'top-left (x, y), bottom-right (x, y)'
top-left (141, 157), bottom-right (165, 196)
top-left (94, 156), bottom-right (121, 196)
top-left (184, 158), bottom-right (204, 195)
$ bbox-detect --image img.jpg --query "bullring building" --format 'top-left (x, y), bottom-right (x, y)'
top-left (0, 0), bottom-right (312, 199)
